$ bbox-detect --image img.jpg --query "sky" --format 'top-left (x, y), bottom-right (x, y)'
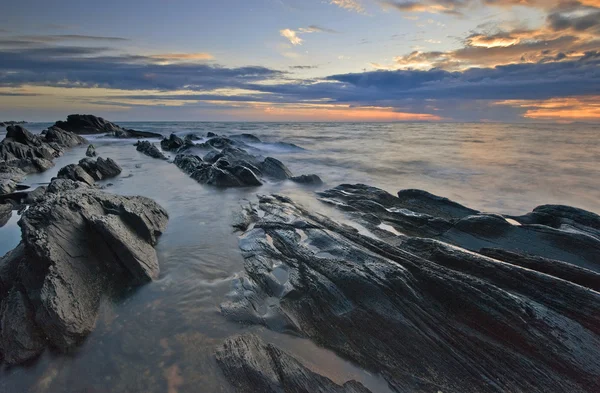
top-left (0, 0), bottom-right (598, 122)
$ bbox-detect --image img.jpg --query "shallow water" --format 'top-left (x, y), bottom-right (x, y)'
top-left (1, 122), bottom-right (598, 392)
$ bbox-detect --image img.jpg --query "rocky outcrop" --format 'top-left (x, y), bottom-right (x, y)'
top-left (57, 157), bottom-right (122, 186)
top-left (173, 135), bottom-right (319, 188)
top-left (216, 334), bottom-right (372, 393)
top-left (0, 203), bottom-right (11, 227)
top-left (0, 121), bottom-right (26, 127)
top-left (0, 125), bottom-right (87, 197)
top-left (53, 114), bottom-right (162, 138)
top-left (0, 179), bottom-right (168, 365)
top-left (86, 144), bottom-right (97, 157)
top-left (223, 189), bottom-right (600, 393)
top-left (160, 133), bottom-right (184, 151)
top-left (135, 140), bottom-right (168, 160)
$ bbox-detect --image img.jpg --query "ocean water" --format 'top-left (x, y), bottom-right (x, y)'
top-left (0, 122), bottom-right (599, 392)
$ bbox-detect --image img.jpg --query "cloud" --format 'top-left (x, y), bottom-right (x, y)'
top-left (299, 25), bottom-right (339, 34)
top-left (149, 53), bottom-right (215, 62)
top-left (330, 0), bottom-right (366, 13)
top-left (289, 65), bottom-right (319, 69)
top-left (0, 34), bottom-right (128, 44)
top-left (280, 29), bottom-right (303, 45)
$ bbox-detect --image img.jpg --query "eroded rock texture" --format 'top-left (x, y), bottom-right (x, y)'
top-left (57, 157), bottom-right (122, 186)
top-left (173, 135), bottom-right (321, 188)
top-left (0, 178), bottom-right (168, 365)
top-left (216, 334), bottom-right (372, 393)
top-left (135, 140), bottom-right (168, 160)
top-left (223, 187), bottom-right (600, 393)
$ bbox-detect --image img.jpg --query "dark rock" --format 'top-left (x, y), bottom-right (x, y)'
top-left (94, 157), bottom-right (122, 179)
top-left (44, 126), bottom-right (87, 148)
top-left (230, 133), bottom-right (261, 143)
top-left (173, 154), bottom-right (203, 174)
top-left (160, 133), bottom-right (184, 151)
top-left (174, 153), bottom-right (261, 188)
top-left (0, 121), bottom-right (26, 127)
top-left (184, 133), bottom-right (201, 141)
top-left (511, 204), bottom-right (600, 240)
top-left (396, 188), bottom-right (479, 220)
top-left (216, 334), bottom-right (372, 393)
top-left (0, 186), bottom-right (168, 364)
top-left (260, 157), bottom-right (292, 180)
top-left (53, 114), bottom-right (162, 138)
top-left (58, 157), bottom-right (122, 185)
top-left (135, 140), bottom-right (167, 160)
top-left (207, 132), bottom-right (217, 138)
top-left (230, 166), bottom-right (262, 186)
top-left (24, 186), bottom-right (46, 204)
top-left (224, 192), bottom-right (600, 393)
top-left (0, 203), bottom-right (11, 227)
top-left (0, 179), bottom-right (17, 195)
top-left (56, 164), bottom-right (95, 186)
top-left (86, 144), bottom-right (97, 157)
top-left (290, 174), bottom-right (323, 185)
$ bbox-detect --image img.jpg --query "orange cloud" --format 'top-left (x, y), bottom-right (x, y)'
top-left (150, 53), bottom-right (214, 62)
top-left (495, 96), bottom-right (600, 122)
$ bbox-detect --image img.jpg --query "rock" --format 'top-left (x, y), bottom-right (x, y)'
top-left (53, 114), bottom-right (162, 138)
top-left (224, 191), bottom-right (600, 393)
top-left (184, 133), bottom-right (201, 141)
top-left (0, 203), bottom-right (11, 227)
top-left (174, 153), bottom-right (261, 188)
top-left (44, 126), bottom-right (88, 148)
top-left (0, 184), bottom-right (168, 364)
top-left (0, 121), bottom-right (26, 127)
top-left (86, 144), bottom-right (97, 157)
top-left (290, 174), bottom-right (323, 185)
top-left (207, 132), bottom-right (217, 138)
top-left (396, 188), bottom-right (479, 220)
top-left (58, 157), bottom-right (122, 185)
top-left (260, 157), bottom-right (292, 180)
top-left (135, 141), bottom-right (167, 160)
top-left (57, 164), bottom-right (95, 186)
top-left (216, 334), bottom-right (372, 393)
top-left (160, 133), bottom-right (184, 151)
top-left (24, 186), bottom-right (47, 204)
top-left (173, 154), bottom-right (203, 173)
top-left (230, 133), bottom-right (261, 143)
top-left (0, 179), bottom-right (17, 195)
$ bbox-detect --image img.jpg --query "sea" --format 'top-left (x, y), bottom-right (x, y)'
top-left (1, 121), bottom-right (599, 392)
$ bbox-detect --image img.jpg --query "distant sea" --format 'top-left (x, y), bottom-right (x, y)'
top-left (1, 121), bottom-right (598, 392)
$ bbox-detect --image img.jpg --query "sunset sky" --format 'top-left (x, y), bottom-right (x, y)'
top-left (0, 0), bottom-right (598, 122)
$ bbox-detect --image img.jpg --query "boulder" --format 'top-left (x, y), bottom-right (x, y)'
top-left (216, 334), bottom-right (372, 393)
top-left (53, 114), bottom-right (162, 138)
top-left (290, 174), bottom-right (323, 185)
top-left (0, 182), bottom-right (168, 364)
top-left (86, 144), bottom-right (97, 157)
top-left (44, 126), bottom-right (88, 148)
top-left (174, 153), bottom-right (261, 188)
top-left (260, 157), bottom-right (292, 180)
top-left (135, 141), bottom-right (167, 160)
top-left (160, 133), bottom-right (184, 151)
top-left (224, 191), bottom-right (600, 393)
top-left (57, 157), bottom-right (122, 185)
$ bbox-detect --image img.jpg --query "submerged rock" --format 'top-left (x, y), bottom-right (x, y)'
top-left (0, 180), bottom-right (168, 364)
top-left (53, 114), bottom-right (162, 138)
top-left (223, 190), bottom-right (600, 393)
top-left (135, 140), bottom-right (168, 160)
top-left (216, 334), bottom-right (372, 393)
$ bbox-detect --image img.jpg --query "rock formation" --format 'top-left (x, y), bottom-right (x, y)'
top-left (216, 334), bottom-right (372, 393)
top-left (53, 114), bottom-right (162, 138)
top-left (0, 176), bottom-right (168, 365)
top-left (57, 157), bottom-right (122, 186)
top-left (222, 187), bottom-right (600, 393)
top-left (135, 140), bottom-right (168, 160)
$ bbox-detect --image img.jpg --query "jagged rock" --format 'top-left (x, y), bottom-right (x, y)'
top-left (86, 144), bottom-right (97, 157)
top-left (56, 157), bottom-right (122, 186)
top-left (0, 121), bottom-right (26, 127)
top-left (0, 183), bottom-right (168, 364)
top-left (184, 133), bottom-right (201, 141)
top-left (135, 140), bottom-right (167, 160)
top-left (173, 154), bottom-right (203, 173)
top-left (174, 153), bottom-right (261, 187)
top-left (53, 114), bottom-right (162, 138)
top-left (44, 126), bottom-right (87, 148)
top-left (0, 203), bottom-right (11, 227)
top-left (260, 157), bottom-right (292, 180)
top-left (224, 191), bottom-right (600, 393)
top-left (207, 131), bottom-right (218, 138)
top-left (56, 164), bottom-right (95, 186)
top-left (216, 334), bottom-right (372, 393)
top-left (160, 133), bottom-right (184, 151)
top-left (290, 174), bottom-right (323, 185)
top-left (0, 179), bottom-right (17, 195)
top-left (24, 186), bottom-right (46, 204)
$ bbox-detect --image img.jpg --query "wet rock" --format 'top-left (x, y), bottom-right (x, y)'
top-left (24, 186), bottom-right (47, 204)
top-left (396, 188), bottom-right (479, 220)
top-left (86, 144), bottom-right (97, 157)
top-left (53, 114), bottom-right (162, 138)
top-left (290, 174), bottom-right (323, 185)
top-left (207, 131), bottom-right (217, 138)
top-left (44, 126), bottom-right (87, 148)
top-left (173, 154), bottom-right (203, 174)
top-left (0, 183), bottom-right (168, 364)
top-left (0, 203), bottom-right (11, 227)
top-left (57, 164), bottom-right (95, 186)
top-left (184, 133), bottom-right (201, 141)
top-left (57, 157), bottom-right (122, 186)
top-left (216, 334), bottom-right (372, 393)
top-left (260, 157), bottom-right (292, 180)
top-left (230, 133), bottom-right (261, 143)
top-left (224, 192), bottom-right (600, 393)
top-left (511, 204), bottom-right (600, 240)
top-left (0, 179), bottom-right (17, 195)
top-left (161, 133), bottom-right (184, 151)
top-left (135, 140), bottom-right (168, 160)
top-left (174, 152), bottom-right (261, 188)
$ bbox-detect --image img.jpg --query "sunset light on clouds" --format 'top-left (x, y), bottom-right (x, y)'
top-left (0, 0), bottom-right (598, 122)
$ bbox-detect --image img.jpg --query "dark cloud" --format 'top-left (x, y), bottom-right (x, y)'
top-left (547, 10), bottom-right (600, 32)
top-left (0, 92), bottom-right (42, 96)
top-left (289, 65), bottom-right (319, 69)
